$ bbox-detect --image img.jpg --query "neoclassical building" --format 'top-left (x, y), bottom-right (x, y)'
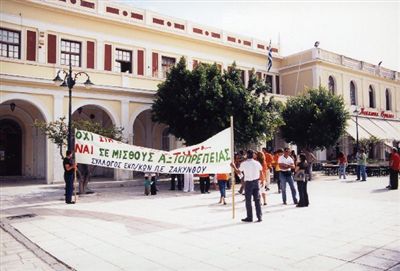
top-left (1, 0), bottom-right (399, 183)
top-left (280, 49), bottom-right (400, 160)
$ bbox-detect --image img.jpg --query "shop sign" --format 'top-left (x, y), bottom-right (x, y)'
top-left (359, 108), bottom-right (395, 119)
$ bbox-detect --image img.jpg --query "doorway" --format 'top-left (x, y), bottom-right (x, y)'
top-left (0, 119), bottom-right (22, 176)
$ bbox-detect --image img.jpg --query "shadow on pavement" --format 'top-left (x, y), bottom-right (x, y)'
top-left (370, 188), bottom-right (390, 193)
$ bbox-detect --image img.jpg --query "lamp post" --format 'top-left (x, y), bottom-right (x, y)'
top-left (353, 107), bottom-right (360, 152)
top-left (52, 55), bottom-right (93, 152)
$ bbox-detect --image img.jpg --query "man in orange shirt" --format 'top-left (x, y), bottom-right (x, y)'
top-left (388, 147), bottom-right (399, 190)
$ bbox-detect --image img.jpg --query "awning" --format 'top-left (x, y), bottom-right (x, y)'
top-left (346, 117), bottom-right (400, 141)
top-left (369, 119), bottom-right (400, 141)
top-left (346, 118), bottom-right (373, 140)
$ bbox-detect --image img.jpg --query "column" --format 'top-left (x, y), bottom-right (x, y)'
top-left (272, 75), bottom-right (277, 94)
top-left (244, 70), bottom-right (249, 88)
top-left (115, 100), bottom-right (132, 180)
top-left (49, 94), bottom-right (65, 184)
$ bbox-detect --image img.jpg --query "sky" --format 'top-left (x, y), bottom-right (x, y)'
top-left (116, 0), bottom-right (399, 71)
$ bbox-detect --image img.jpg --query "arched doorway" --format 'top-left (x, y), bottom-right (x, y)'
top-left (0, 119), bottom-right (22, 176)
top-left (72, 105), bottom-right (115, 178)
top-left (133, 109), bottom-right (171, 150)
top-left (0, 99), bottom-right (47, 181)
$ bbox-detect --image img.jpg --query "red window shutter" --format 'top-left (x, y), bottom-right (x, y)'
top-left (26, 30), bottom-right (36, 61)
top-left (152, 52), bottom-right (158, 77)
top-left (47, 34), bottom-right (57, 64)
top-left (87, 41), bottom-right (95, 69)
top-left (137, 50), bottom-right (144, 76)
top-left (104, 44), bottom-right (112, 71)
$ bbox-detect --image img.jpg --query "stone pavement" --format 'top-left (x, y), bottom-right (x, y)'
top-left (0, 174), bottom-right (399, 271)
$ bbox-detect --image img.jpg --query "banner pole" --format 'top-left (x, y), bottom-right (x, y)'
top-left (230, 116), bottom-right (235, 219)
top-left (73, 128), bottom-right (77, 203)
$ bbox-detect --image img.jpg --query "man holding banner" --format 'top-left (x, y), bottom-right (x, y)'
top-left (232, 150), bottom-right (263, 222)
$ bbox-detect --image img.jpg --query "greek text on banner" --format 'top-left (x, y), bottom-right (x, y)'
top-left (74, 128), bottom-right (232, 174)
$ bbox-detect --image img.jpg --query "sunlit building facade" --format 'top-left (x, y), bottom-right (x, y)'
top-left (1, 0), bottom-right (399, 183)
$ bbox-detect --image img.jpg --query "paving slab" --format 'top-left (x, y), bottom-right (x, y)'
top-left (1, 174), bottom-right (399, 270)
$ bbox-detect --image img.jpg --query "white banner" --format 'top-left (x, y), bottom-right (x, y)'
top-left (75, 128), bottom-right (232, 174)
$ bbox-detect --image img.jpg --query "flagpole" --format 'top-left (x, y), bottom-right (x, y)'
top-left (230, 116), bottom-right (235, 219)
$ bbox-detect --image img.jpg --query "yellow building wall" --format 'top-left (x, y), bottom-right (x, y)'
top-left (281, 69), bottom-right (313, 96)
top-left (319, 63), bottom-right (400, 113)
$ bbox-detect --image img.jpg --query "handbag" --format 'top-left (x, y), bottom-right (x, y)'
top-left (294, 169), bottom-right (306, 182)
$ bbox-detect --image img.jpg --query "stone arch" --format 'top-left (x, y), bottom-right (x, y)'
top-left (129, 104), bottom-right (151, 130)
top-left (0, 98), bottom-right (47, 181)
top-left (1, 94), bottom-right (50, 122)
top-left (71, 104), bottom-right (116, 178)
top-left (72, 101), bottom-right (119, 126)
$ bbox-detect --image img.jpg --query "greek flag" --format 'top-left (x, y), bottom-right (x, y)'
top-left (267, 40), bottom-right (272, 72)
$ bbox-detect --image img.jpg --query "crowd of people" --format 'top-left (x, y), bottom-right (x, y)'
top-left (62, 146), bottom-right (399, 210)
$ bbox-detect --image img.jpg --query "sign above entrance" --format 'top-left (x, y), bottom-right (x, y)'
top-left (359, 108), bottom-right (395, 119)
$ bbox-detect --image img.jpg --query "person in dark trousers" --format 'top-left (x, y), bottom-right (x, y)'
top-left (170, 174), bottom-right (177, 190)
top-left (63, 150), bottom-right (76, 204)
top-left (388, 148), bottom-right (399, 190)
top-left (177, 174), bottom-right (184, 190)
top-left (231, 150), bottom-right (263, 223)
top-left (278, 147), bottom-right (298, 205)
top-left (294, 154), bottom-right (309, 207)
top-left (198, 174), bottom-right (210, 193)
top-left (150, 173), bottom-right (157, 195)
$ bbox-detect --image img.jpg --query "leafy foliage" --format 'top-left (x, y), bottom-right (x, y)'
top-left (34, 117), bottom-right (124, 158)
top-left (152, 57), bottom-right (283, 147)
top-left (359, 136), bottom-right (382, 154)
top-left (280, 86), bottom-right (349, 150)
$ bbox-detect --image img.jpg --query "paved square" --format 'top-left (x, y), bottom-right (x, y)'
top-left (1, 175), bottom-right (399, 270)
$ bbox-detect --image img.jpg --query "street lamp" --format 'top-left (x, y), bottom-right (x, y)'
top-left (353, 106), bottom-right (360, 152)
top-left (53, 55), bottom-right (93, 152)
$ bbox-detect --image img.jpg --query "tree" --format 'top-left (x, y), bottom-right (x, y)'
top-left (280, 86), bottom-right (349, 151)
top-left (34, 117), bottom-right (124, 159)
top-left (151, 57), bottom-right (282, 147)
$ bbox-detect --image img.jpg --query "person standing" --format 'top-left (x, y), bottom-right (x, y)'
top-left (63, 150), bottom-right (76, 204)
top-left (170, 174), bottom-right (177, 190)
top-left (216, 173), bottom-right (229, 204)
top-left (294, 154), bottom-right (309, 207)
top-left (304, 149), bottom-right (316, 181)
top-left (278, 148), bottom-right (298, 205)
top-left (273, 149), bottom-right (284, 193)
top-left (357, 149), bottom-right (367, 181)
top-left (262, 148), bottom-right (274, 191)
top-left (388, 148), bottom-right (399, 190)
top-left (183, 173), bottom-right (194, 192)
top-left (198, 173), bottom-right (210, 194)
top-left (232, 150), bottom-right (263, 222)
top-left (177, 174), bottom-right (184, 191)
top-left (256, 151), bottom-right (268, 206)
top-left (337, 151), bottom-right (348, 180)
top-left (235, 152), bottom-right (245, 195)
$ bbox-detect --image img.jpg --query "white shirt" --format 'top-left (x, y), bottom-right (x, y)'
top-left (278, 155), bottom-right (294, 172)
top-left (239, 159), bottom-right (262, 181)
